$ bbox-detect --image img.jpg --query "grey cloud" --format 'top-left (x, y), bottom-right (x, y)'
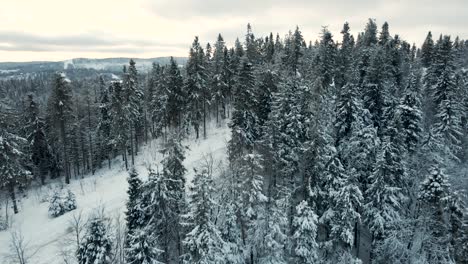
top-left (146, 0), bottom-right (383, 19)
top-left (0, 31), bottom-right (188, 53)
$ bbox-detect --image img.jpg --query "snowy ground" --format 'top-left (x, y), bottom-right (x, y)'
top-left (0, 122), bottom-right (230, 264)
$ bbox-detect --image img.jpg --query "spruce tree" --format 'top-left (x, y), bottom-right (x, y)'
top-left (25, 94), bottom-right (52, 185)
top-left (421, 31), bottom-right (435, 67)
top-left (228, 58), bottom-right (258, 162)
top-left (126, 228), bottom-right (163, 264)
top-left (186, 36), bottom-right (209, 139)
top-left (47, 72), bottom-right (73, 184)
top-left (0, 123), bottom-right (31, 214)
top-left (77, 216), bottom-right (113, 264)
top-left (125, 167), bottom-right (145, 235)
top-left (293, 200), bottom-right (319, 264)
top-left (184, 168), bottom-right (226, 263)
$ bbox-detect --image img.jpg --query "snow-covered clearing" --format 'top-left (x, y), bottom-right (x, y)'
top-left (0, 123), bottom-right (230, 264)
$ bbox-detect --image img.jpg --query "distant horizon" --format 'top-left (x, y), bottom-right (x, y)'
top-left (0, 55), bottom-right (188, 64)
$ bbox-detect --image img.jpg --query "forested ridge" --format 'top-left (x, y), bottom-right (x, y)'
top-left (1, 19), bottom-right (468, 263)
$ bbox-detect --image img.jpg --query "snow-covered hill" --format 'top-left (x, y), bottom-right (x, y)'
top-left (0, 123), bottom-right (230, 264)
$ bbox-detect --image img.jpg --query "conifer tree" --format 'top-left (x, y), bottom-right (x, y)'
top-left (186, 37), bottom-right (209, 139)
top-left (421, 31), bottom-right (435, 67)
top-left (25, 94), bottom-right (52, 185)
top-left (228, 58), bottom-right (258, 162)
top-left (47, 72), bottom-right (73, 184)
top-left (184, 168), bottom-right (226, 264)
top-left (77, 216), bottom-right (113, 264)
top-left (96, 84), bottom-right (112, 169)
top-left (110, 81), bottom-right (129, 169)
top-left (126, 228), bottom-right (163, 264)
top-left (166, 57), bottom-right (185, 130)
top-left (0, 120), bottom-right (31, 214)
top-left (293, 200), bottom-right (319, 264)
top-left (125, 167), bottom-right (145, 235)
top-left (396, 68), bottom-right (423, 153)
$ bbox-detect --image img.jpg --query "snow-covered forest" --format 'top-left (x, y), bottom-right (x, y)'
top-left (1, 19), bottom-right (468, 263)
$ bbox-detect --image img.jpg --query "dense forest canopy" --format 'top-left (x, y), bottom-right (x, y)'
top-left (1, 19), bottom-right (468, 263)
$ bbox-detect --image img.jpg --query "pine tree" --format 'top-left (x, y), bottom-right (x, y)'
top-left (0, 121), bottom-right (31, 214)
top-left (283, 26), bottom-right (305, 74)
top-left (25, 94), bottom-right (52, 185)
top-left (125, 167), bottom-right (145, 234)
top-left (123, 59), bottom-right (143, 165)
top-left (165, 57), bottom-right (185, 130)
top-left (293, 200), bottom-right (319, 264)
top-left (47, 72), bottom-right (73, 184)
top-left (62, 188), bottom-right (77, 212)
top-left (396, 68), bottom-right (423, 153)
top-left (125, 228), bottom-right (163, 264)
top-left (149, 64), bottom-right (169, 138)
top-left (252, 198), bottom-right (288, 264)
top-left (228, 58), bottom-right (258, 162)
top-left (245, 23), bottom-right (260, 63)
top-left (430, 36), bottom-right (463, 161)
top-left (142, 169), bottom-right (172, 263)
top-left (186, 36), bottom-right (209, 139)
top-left (159, 135), bottom-right (187, 261)
top-left (184, 168), bottom-right (226, 264)
top-left (77, 216), bottom-right (113, 264)
top-left (418, 167), bottom-right (454, 263)
top-left (96, 84), bottom-right (112, 169)
top-left (110, 80), bottom-right (129, 169)
top-left (421, 31), bottom-right (435, 67)
top-left (364, 137), bottom-right (406, 242)
top-left (336, 22), bottom-right (355, 88)
top-left (48, 188), bottom-right (64, 217)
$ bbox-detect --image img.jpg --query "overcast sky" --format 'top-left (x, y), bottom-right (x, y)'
top-left (1, 0), bottom-right (467, 62)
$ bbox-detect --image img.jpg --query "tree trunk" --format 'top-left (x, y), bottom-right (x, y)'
top-left (134, 123), bottom-right (139, 155)
top-left (9, 183), bottom-right (18, 214)
top-left (123, 144), bottom-right (128, 170)
top-left (60, 118), bottom-right (70, 184)
top-left (87, 98), bottom-right (94, 175)
top-left (203, 101), bottom-right (207, 139)
top-left (129, 123), bottom-right (135, 166)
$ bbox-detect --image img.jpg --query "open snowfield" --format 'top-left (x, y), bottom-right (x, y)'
top-left (0, 123), bottom-right (230, 264)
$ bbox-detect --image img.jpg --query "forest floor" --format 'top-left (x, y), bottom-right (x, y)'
top-left (0, 121), bottom-right (230, 264)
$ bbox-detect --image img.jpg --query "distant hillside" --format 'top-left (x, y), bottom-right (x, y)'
top-left (0, 57), bottom-right (187, 78)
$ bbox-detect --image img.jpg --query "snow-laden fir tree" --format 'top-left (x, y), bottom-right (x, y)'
top-left (77, 216), bottom-right (113, 264)
top-left (418, 166), bottom-right (454, 263)
top-left (110, 80), bottom-right (129, 169)
top-left (186, 36), bottom-right (209, 139)
top-left (46, 72), bottom-right (73, 184)
top-left (364, 136), bottom-right (406, 248)
top-left (125, 167), bottom-right (145, 235)
top-left (125, 227), bottom-right (163, 264)
top-left (395, 68), bottom-right (423, 153)
top-left (165, 57), bottom-right (185, 130)
top-left (25, 94), bottom-right (53, 185)
top-left (0, 119), bottom-right (31, 214)
top-left (421, 31), bottom-right (435, 68)
top-left (96, 83), bottom-right (112, 169)
top-left (251, 196), bottom-right (288, 264)
top-left (62, 188), bottom-right (77, 212)
top-left (48, 188), bottom-right (64, 217)
top-left (228, 57), bottom-right (258, 162)
top-left (430, 36), bottom-right (463, 162)
top-left (183, 168), bottom-right (226, 264)
top-left (123, 59), bottom-right (143, 165)
top-left (293, 200), bottom-right (319, 264)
